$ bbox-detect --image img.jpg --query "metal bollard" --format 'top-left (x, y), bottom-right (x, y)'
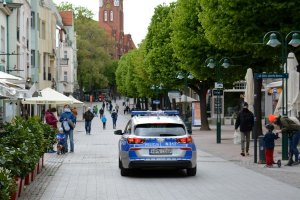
top-left (258, 135), bottom-right (265, 164)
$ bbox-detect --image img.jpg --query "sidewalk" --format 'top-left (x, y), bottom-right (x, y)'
top-left (192, 124), bottom-right (300, 188)
top-left (18, 102), bottom-right (300, 199)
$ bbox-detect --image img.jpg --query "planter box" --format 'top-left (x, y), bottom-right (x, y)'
top-left (18, 178), bottom-right (25, 197)
top-left (38, 157), bottom-right (43, 173)
top-left (25, 173), bottom-right (32, 185)
top-left (13, 177), bottom-right (21, 198)
top-left (10, 191), bottom-right (18, 200)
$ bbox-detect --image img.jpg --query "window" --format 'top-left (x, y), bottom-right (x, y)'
top-left (64, 71), bottom-right (68, 82)
top-left (1, 26), bottom-right (5, 61)
top-left (134, 124), bottom-right (186, 137)
top-left (104, 11), bottom-right (108, 21)
top-left (64, 51), bottom-right (68, 59)
top-left (110, 11), bottom-right (113, 21)
top-left (31, 12), bottom-right (35, 28)
top-left (31, 50), bottom-right (35, 67)
top-left (41, 21), bottom-right (46, 39)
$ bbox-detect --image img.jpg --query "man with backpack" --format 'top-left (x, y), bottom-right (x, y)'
top-left (83, 107), bottom-right (94, 135)
top-left (235, 102), bottom-right (254, 156)
top-left (59, 104), bottom-right (76, 153)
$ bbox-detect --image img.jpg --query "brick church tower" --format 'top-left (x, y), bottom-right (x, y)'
top-left (99, 0), bottom-right (136, 59)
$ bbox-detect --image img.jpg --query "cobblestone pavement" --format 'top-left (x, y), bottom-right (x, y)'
top-left (18, 101), bottom-right (300, 199)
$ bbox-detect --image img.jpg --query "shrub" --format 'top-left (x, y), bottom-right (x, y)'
top-left (0, 167), bottom-right (17, 200)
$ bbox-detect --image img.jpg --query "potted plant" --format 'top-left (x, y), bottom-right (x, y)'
top-left (0, 167), bottom-right (17, 200)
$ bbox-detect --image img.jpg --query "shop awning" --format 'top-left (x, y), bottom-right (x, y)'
top-left (22, 87), bottom-right (73, 105)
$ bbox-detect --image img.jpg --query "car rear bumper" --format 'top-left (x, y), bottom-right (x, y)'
top-left (128, 160), bottom-right (192, 169)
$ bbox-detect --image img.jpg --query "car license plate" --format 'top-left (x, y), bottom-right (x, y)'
top-left (149, 148), bottom-right (172, 155)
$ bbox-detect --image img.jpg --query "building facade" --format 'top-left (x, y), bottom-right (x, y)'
top-left (98, 0), bottom-right (135, 59)
top-left (57, 11), bottom-right (77, 96)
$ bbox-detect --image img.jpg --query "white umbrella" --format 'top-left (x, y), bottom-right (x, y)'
top-left (244, 68), bottom-right (254, 112)
top-left (287, 52), bottom-right (300, 117)
top-left (22, 87), bottom-right (73, 105)
top-left (0, 71), bottom-right (23, 80)
top-left (68, 95), bottom-right (84, 105)
top-left (176, 94), bottom-right (197, 103)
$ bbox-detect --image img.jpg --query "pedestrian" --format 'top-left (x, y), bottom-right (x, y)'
top-left (124, 105), bottom-right (130, 114)
top-left (102, 102), bottom-right (105, 110)
top-left (115, 104), bottom-right (119, 113)
top-left (83, 107), bottom-right (94, 135)
top-left (268, 114), bottom-right (300, 166)
top-left (263, 124), bottom-right (279, 168)
top-left (234, 102), bottom-right (254, 156)
top-left (56, 128), bottom-right (66, 155)
top-left (59, 104), bottom-right (76, 153)
top-left (111, 109), bottom-right (118, 129)
top-left (93, 105), bottom-right (98, 117)
top-left (45, 108), bottom-right (58, 129)
top-left (99, 107), bottom-right (104, 118)
top-left (71, 107), bottom-right (78, 124)
top-left (106, 101), bottom-right (109, 111)
top-left (109, 102), bottom-right (113, 113)
top-left (101, 115), bottom-right (107, 129)
top-left (45, 108), bottom-right (58, 153)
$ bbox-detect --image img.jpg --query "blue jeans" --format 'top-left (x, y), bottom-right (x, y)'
top-left (64, 129), bottom-right (74, 152)
top-left (112, 119), bottom-right (117, 129)
top-left (292, 131), bottom-right (300, 162)
top-left (85, 120), bottom-right (92, 134)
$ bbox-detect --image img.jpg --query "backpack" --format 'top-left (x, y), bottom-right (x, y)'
top-left (62, 120), bottom-right (71, 132)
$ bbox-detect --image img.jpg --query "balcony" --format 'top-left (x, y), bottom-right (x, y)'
top-left (60, 58), bottom-right (69, 65)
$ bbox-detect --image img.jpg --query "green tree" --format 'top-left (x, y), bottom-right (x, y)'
top-left (144, 4), bottom-right (180, 94)
top-left (199, 0), bottom-right (300, 135)
top-left (171, 0), bottom-right (241, 130)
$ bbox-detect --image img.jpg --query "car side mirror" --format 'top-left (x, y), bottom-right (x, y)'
top-left (114, 130), bottom-right (123, 135)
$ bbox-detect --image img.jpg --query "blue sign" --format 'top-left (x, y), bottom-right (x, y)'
top-left (153, 100), bottom-right (160, 105)
top-left (255, 73), bottom-right (288, 79)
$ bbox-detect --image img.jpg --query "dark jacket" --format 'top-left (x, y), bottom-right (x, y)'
top-left (277, 116), bottom-right (300, 136)
top-left (263, 131), bottom-right (279, 149)
top-left (84, 110), bottom-right (94, 121)
top-left (235, 108), bottom-right (254, 132)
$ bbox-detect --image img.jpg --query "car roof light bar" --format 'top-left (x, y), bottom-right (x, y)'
top-left (131, 110), bottom-right (179, 116)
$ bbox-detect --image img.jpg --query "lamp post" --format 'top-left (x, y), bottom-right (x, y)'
top-left (263, 31), bottom-right (300, 160)
top-left (177, 71), bottom-right (193, 122)
top-left (206, 57), bottom-right (231, 143)
top-left (151, 83), bottom-right (163, 110)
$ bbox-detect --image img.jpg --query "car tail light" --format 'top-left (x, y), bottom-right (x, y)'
top-left (176, 136), bottom-right (193, 144)
top-left (180, 147), bottom-right (192, 150)
top-left (128, 138), bottom-right (145, 144)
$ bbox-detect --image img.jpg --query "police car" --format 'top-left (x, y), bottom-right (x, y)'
top-left (114, 110), bottom-right (197, 176)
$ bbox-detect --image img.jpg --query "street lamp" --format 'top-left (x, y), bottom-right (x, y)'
top-left (177, 71), bottom-right (193, 122)
top-left (263, 31), bottom-right (300, 160)
top-left (151, 83), bottom-right (163, 110)
top-left (206, 57), bottom-right (231, 143)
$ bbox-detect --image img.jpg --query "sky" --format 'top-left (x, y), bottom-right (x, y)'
top-left (53, 0), bottom-right (176, 45)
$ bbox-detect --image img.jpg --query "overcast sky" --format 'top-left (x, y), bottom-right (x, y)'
top-left (53, 0), bottom-right (176, 45)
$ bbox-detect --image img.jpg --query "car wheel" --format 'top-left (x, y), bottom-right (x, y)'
top-left (118, 158), bottom-right (122, 169)
top-left (119, 158), bottom-right (131, 176)
top-left (186, 166), bottom-right (197, 176)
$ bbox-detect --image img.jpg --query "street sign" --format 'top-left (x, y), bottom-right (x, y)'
top-left (255, 73), bottom-right (288, 79)
top-left (153, 100), bottom-right (160, 105)
top-left (214, 82), bottom-right (223, 89)
top-left (213, 90), bottom-right (223, 96)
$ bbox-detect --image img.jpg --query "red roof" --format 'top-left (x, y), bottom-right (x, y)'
top-left (60, 11), bottom-right (73, 26)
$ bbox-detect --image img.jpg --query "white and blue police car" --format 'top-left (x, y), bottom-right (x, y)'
top-left (114, 110), bottom-right (197, 176)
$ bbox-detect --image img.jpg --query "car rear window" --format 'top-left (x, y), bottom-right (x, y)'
top-left (134, 124), bottom-right (186, 136)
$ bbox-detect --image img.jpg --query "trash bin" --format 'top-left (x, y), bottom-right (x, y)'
top-left (258, 135), bottom-right (265, 164)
